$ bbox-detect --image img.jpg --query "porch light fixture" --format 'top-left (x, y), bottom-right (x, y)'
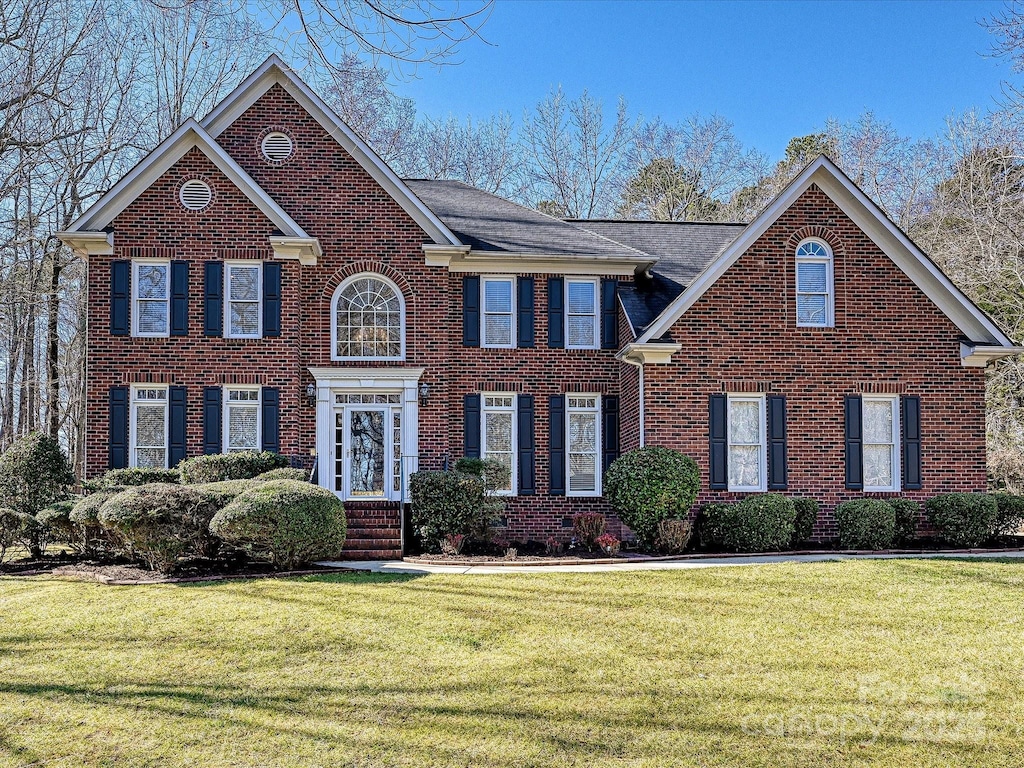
top-left (304, 382), bottom-right (316, 405)
top-left (419, 382), bottom-right (430, 406)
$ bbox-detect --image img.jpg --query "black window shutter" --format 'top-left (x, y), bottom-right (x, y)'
top-left (601, 278), bottom-right (618, 350)
top-left (110, 261), bottom-right (130, 336)
top-left (109, 386), bottom-right (129, 469)
top-left (261, 387), bottom-right (280, 453)
top-left (463, 394), bottom-right (481, 457)
top-left (462, 276), bottom-right (480, 347)
top-left (204, 261), bottom-right (223, 337)
top-left (169, 261), bottom-right (189, 336)
top-left (845, 395), bottom-right (864, 490)
top-left (517, 394), bottom-right (536, 495)
top-left (767, 395), bottom-right (788, 490)
top-left (203, 387), bottom-right (222, 455)
top-left (547, 277), bottom-right (564, 348)
top-left (902, 395), bottom-right (922, 490)
top-left (263, 261), bottom-right (282, 338)
top-left (169, 386), bottom-right (187, 467)
top-left (517, 277), bottom-right (535, 348)
top-left (602, 395), bottom-right (620, 475)
top-left (709, 394), bottom-right (728, 490)
top-left (549, 394), bottom-right (566, 495)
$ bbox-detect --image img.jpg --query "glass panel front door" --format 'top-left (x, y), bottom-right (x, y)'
top-left (347, 409), bottom-right (386, 497)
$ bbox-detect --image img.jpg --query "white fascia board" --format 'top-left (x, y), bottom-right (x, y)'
top-left (202, 55), bottom-right (460, 247)
top-left (638, 155), bottom-right (1016, 349)
top-left (960, 343), bottom-right (1024, 367)
top-left (616, 342), bottom-right (682, 364)
top-left (55, 230), bottom-right (113, 255)
top-left (423, 245), bottom-right (656, 276)
top-left (64, 118), bottom-right (308, 240)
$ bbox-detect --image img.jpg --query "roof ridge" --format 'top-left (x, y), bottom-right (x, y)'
top-left (568, 218), bottom-right (748, 227)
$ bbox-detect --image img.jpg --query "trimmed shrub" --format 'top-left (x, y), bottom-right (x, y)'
top-left (409, 470), bottom-right (493, 551)
top-left (98, 484), bottom-right (220, 571)
top-left (37, 500), bottom-right (78, 549)
top-left (0, 433), bottom-right (74, 520)
top-left (254, 467), bottom-right (308, 482)
top-left (572, 512), bottom-right (606, 551)
top-left (992, 493), bottom-right (1024, 537)
top-left (791, 498), bottom-right (819, 546)
top-left (888, 498), bottom-right (920, 546)
top-left (926, 493), bottom-right (998, 548)
top-left (94, 467), bottom-right (181, 488)
top-left (70, 492), bottom-right (121, 555)
top-left (655, 518), bottom-right (693, 555)
top-left (699, 494), bottom-right (796, 553)
top-left (0, 508), bottom-right (23, 564)
top-left (834, 499), bottom-right (896, 550)
top-left (193, 479), bottom-right (259, 509)
top-left (604, 447), bottom-right (700, 545)
top-left (178, 451), bottom-right (289, 484)
top-left (209, 479), bottom-right (346, 569)
top-left (454, 457), bottom-right (512, 495)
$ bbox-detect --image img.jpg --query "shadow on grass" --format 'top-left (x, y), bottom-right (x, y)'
top-left (173, 570), bottom-right (429, 589)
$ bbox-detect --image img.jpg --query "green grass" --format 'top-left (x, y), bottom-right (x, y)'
top-left (1, 560), bottom-right (1023, 767)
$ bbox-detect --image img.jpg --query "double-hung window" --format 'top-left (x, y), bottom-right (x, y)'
top-left (131, 386), bottom-right (168, 468)
top-left (727, 395), bottom-right (766, 491)
top-left (224, 388), bottom-right (260, 453)
top-left (133, 260), bottom-right (170, 337)
top-left (795, 239), bottom-right (833, 327)
top-left (863, 396), bottom-right (900, 491)
top-left (482, 278), bottom-right (515, 348)
top-left (567, 395), bottom-right (601, 495)
top-left (481, 394), bottom-right (516, 493)
top-left (566, 279), bottom-right (598, 349)
top-left (225, 262), bottom-right (262, 338)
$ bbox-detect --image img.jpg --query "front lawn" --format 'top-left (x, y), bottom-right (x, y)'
top-left (1, 560), bottom-right (1022, 766)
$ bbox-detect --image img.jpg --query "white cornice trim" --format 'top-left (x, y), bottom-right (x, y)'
top-left (960, 343), bottom-right (1024, 367)
top-left (637, 155), bottom-right (1016, 349)
top-left (616, 342), bottom-right (682, 364)
top-left (308, 366), bottom-right (426, 389)
top-left (55, 230), bottom-right (113, 256)
top-left (422, 243), bottom-right (655, 276)
top-left (270, 236), bottom-right (322, 265)
top-left (62, 119), bottom-right (309, 240)
top-left (202, 55), bottom-right (460, 247)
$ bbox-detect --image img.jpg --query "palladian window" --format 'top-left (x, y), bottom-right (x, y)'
top-left (332, 274), bottom-right (405, 360)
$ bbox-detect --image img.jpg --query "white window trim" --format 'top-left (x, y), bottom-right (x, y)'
top-left (795, 238), bottom-right (834, 328)
top-left (727, 394), bottom-right (767, 492)
top-left (330, 273), bottom-right (406, 362)
top-left (131, 259), bottom-right (170, 338)
top-left (565, 278), bottom-right (600, 350)
top-left (223, 386), bottom-right (261, 454)
top-left (481, 276), bottom-right (516, 349)
top-left (863, 395), bottom-right (901, 492)
top-left (129, 385), bottom-right (169, 469)
top-left (566, 394), bottom-right (602, 497)
top-left (224, 261), bottom-right (263, 339)
top-left (481, 392), bottom-right (517, 496)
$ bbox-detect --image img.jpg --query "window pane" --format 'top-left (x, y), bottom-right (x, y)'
top-left (136, 447), bottom-right (166, 468)
top-left (485, 412), bottom-right (513, 452)
top-left (568, 316), bottom-right (595, 347)
top-left (728, 401), bottom-right (760, 444)
top-left (796, 241), bottom-right (828, 259)
top-left (230, 302), bottom-right (259, 335)
top-left (336, 277), bottom-right (402, 358)
top-left (138, 300), bottom-right (168, 334)
top-left (484, 314), bottom-right (512, 346)
top-left (136, 404), bottom-right (166, 446)
top-left (488, 452), bottom-right (513, 491)
top-left (796, 295), bottom-right (827, 324)
top-left (567, 281), bottom-right (595, 314)
top-left (863, 401), bottom-right (894, 444)
top-left (483, 280), bottom-right (512, 313)
top-left (137, 264), bottom-right (167, 299)
top-left (728, 445), bottom-right (761, 488)
top-left (569, 453), bottom-right (596, 492)
top-left (864, 445), bottom-right (893, 488)
top-left (229, 266), bottom-right (260, 301)
top-left (569, 413), bottom-right (597, 453)
top-left (228, 406), bottom-right (258, 450)
top-left (797, 262), bottom-right (827, 292)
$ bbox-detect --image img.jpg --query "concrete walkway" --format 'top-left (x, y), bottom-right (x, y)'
top-left (319, 549), bottom-right (1024, 575)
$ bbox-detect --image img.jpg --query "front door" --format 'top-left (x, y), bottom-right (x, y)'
top-left (336, 407), bottom-right (389, 499)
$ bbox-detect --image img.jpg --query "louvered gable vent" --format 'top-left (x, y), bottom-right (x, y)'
top-left (179, 179), bottom-right (212, 210)
top-left (261, 131), bottom-right (293, 162)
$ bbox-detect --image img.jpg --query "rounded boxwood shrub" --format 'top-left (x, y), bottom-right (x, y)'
top-left (254, 467), bottom-right (308, 482)
top-left (193, 479), bottom-right (259, 509)
top-left (70, 492), bottom-right (122, 555)
top-left (0, 433), bottom-right (74, 520)
top-left (178, 451), bottom-right (289, 484)
top-left (699, 494), bottom-right (796, 553)
top-left (791, 498), bottom-right (819, 546)
top-left (98, 484), bottom-right (220, 571)
top-left (210, 480), bottom-right (347, 569)
top-left (925, 493), bottom-right (998, 548)
top-left (991, 493), bottom-right (1024, 537)
top-left (604, 447), bottom-right (700, 545)
top-left (888, 498), bottom-right (920, 546)
top-left (834, 499), bottom-right (896, 550)
top-left (409, 470), bottom-right (491, 552)
top-left (37, 500), bottom-right (78, 548)
top-left (94, 467), bottom-right (180, 488)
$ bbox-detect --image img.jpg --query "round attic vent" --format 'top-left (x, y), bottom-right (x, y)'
top-left (261, 131), bottom-right (294, 162)
top-left (179, 179), bottom-right (212, 211)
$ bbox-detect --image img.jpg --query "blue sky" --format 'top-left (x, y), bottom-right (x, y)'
top-left (397, 0), bottom-right (1012, 161)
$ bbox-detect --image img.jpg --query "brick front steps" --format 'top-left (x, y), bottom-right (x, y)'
top-left (341, 506), bottom-right (402, 560)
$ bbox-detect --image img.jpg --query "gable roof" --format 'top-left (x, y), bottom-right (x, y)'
top-left (569, 219), bottom-right (745, 332)
top-left (405, 179), bottom-right (652, 262)
top-left (201, 55), bottom-right (459, 246)
top-left (634, 155), bottom-right (1017, 349)
top-left (61, 119), bottom-right (310, 238)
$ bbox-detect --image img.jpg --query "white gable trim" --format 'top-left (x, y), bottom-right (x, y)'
top-left (62, 119), bottom-right (310, 241)
top-left (637, 155), bottom-right (1016, 349)
top-left (202, 55), bottom-right (460, 247)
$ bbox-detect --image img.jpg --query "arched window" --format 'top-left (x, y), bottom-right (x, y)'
top-left (332, 274), bottom-right (405, 360)
top-left (795, 239), bottom-right (833, 327)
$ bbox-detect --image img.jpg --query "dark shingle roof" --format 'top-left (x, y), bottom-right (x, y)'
top-left (403, 179), bottom-right (650, 261)
top-left (569, 219), bottom-right (746, 334)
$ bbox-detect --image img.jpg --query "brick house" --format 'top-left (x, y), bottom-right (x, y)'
top-left (58, 57), bottom-right (1020, 556)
